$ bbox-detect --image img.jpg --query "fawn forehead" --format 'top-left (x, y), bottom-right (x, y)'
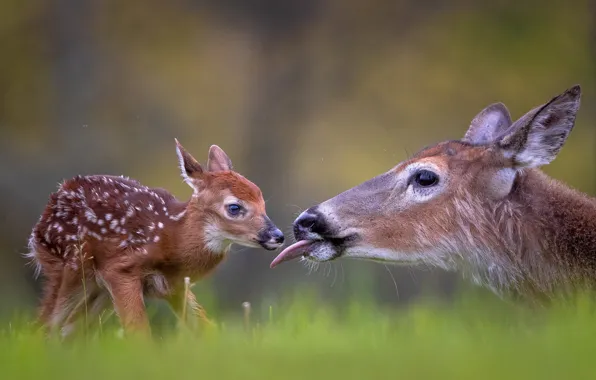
top-left (395, 140), bottom-right (489, 174)
top-left (206, 172), bottom-right (264, 204)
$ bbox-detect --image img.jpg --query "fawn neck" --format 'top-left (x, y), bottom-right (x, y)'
top-left (165, 196), bottom-right (227, 276)
top-left (473, 169), bottom-right (596, 294)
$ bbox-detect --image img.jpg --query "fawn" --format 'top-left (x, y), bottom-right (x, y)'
top-left (272, 85), bottom-right (596, 299)
top-left (27, 140), bottom-right (284, 337)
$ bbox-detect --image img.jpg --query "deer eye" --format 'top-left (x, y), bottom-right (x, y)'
top-left (226, 203), bottom-right (243, 217)
top-left (412, 170), bottom-right (439, 187)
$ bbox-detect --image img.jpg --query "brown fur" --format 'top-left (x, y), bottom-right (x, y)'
top-left (27, 142), bottom-right (281, 338)
top-left (292, 85), bottom-right (595, 299)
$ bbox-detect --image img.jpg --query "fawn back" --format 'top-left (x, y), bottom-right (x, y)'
top-left (272, 85), bottom-right (596, 298)
top-left (27, 140), bottom-right (284, 336)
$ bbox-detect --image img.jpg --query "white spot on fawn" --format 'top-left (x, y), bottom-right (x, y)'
top-left (157, 222), bottom-right (164, 229)
top-left (170, 210), bottom-right (186, 221)
top-left (88, 231), bottom-right (103, 241)
top-left (85, 210), bottom-right (97, 223)
top-left (105, 213), bottom-right (113, 221)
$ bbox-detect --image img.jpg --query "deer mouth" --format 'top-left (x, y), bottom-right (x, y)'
top-left (269, 235), bottom-right (357, 268)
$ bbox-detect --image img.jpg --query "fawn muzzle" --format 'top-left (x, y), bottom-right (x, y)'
top-left (257, 216), bottom-right (284, 250)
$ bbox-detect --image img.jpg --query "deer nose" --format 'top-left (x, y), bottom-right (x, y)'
top-left (294, 207), bottom-right (326, 240)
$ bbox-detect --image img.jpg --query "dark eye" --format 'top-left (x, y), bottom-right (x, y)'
top-left (413, 170), bottom-right (439, 187)
top-left (227, 203), bottom-right (243, 216)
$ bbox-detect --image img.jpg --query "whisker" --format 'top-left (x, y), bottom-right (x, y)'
top-left (384, 264), bottom-right (400, 300)
top-left (331, 264), bottom-right (338, 287)
top-left (407, 267), bottom-right (418, 284)
top-left (285, 204), bottom-right (306, 218)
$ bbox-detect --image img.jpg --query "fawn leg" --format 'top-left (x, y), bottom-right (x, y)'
top-left (48, 265), bottom-right (88, 336)
top-left (37, 271), bottom-right (63, 331)
top-left (102, 272), bottom-right (150, 336)
top-left (35, 249), bottom-right (66, 332)
top-left (167, 288), bottom-right (214, 328)
top-left (61, 285), bottom-right (111, 338)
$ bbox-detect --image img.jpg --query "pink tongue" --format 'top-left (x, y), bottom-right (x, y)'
top-left (270, 240), bottom-right (314, 268)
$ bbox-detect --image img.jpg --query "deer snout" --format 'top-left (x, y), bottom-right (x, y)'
top-left (293, 206), bottom-right (330, 241)
top-left (257, 216), bottom-right (285, 250)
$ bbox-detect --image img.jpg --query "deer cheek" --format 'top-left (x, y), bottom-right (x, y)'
top-left (367, 219), bottom-right (413, 251)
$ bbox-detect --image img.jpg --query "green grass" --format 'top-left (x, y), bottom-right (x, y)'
top-left (2, 290), bottom-right (596, 380)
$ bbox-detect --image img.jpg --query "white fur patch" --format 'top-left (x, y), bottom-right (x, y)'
top-left (488, 168), bottom-right (516, 198)
top-left (24, 233), bottom-right (42, 279)
top-left (343, 245), bottom-right (453, 270)
top-left (203, 224), bottom-right (233, 253)
top-left (175, 143), bottom-right (198, 194)
top-left (145, 272), bottom-right (170, 296)
top-left (169, 210), bottom-right (186, 221)
top-left (202, 223), bottom-right (260, 253)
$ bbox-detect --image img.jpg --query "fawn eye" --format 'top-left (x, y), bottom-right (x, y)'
top-left (412, 170), bottom-right (439, 188)
top-left (226, 203), bottom-right (243, 217)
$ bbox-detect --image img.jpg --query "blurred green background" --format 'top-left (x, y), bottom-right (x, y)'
top-left (0, 0), bottom-right (594, 319)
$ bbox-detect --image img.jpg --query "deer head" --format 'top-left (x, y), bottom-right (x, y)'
top-left (271, 86), bottom-right (582, 281)
top-left (175, 139), bottom-right (284, 252)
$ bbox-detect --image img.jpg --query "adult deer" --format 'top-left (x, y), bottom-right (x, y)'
top-left (27, 140), bottom-right (284, 337)
top-left (272, 85), bottom-right (596, 298)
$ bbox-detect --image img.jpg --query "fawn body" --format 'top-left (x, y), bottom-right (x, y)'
top-left (28, 140), bottom-right (284, 336)
top-left (272, 85), bottom-right (596, 297)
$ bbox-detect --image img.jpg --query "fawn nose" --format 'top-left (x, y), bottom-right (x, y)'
top-left (270, 228), bottom-right (285, 244)
top-left (258, 217), bottom-right (285, 250)
top-left (294, 207), bottom-right (327, 240)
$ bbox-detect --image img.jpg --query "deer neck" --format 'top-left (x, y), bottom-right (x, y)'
top-left (169, 197), bottom-right (230, 265)
top-left (521, 169), bottom-right (596, 269)
top-left (477, 169), bottom-right (596, 294)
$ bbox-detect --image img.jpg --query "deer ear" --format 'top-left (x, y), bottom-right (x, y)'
top-left (175, 139), bottom-right (204, 190)
top-left (462, 103), bottom-right (512, 144)
top-left (207, 145), bottom-right (233, 172)
top-left (497, 85), bottom-right (581, 168)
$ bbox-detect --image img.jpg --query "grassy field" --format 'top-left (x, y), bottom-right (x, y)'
top-left (2, 290), bottom-right (596, 380)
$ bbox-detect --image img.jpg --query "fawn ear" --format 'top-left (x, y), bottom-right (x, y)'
top-left (463, 103), bottom-right (512, 144)
top-left (207, 145), bottom-right (233, 172)
top-left (175, 139), bottom-right (204, 190)
top-left (496, 85), bottom-right (581, 168)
